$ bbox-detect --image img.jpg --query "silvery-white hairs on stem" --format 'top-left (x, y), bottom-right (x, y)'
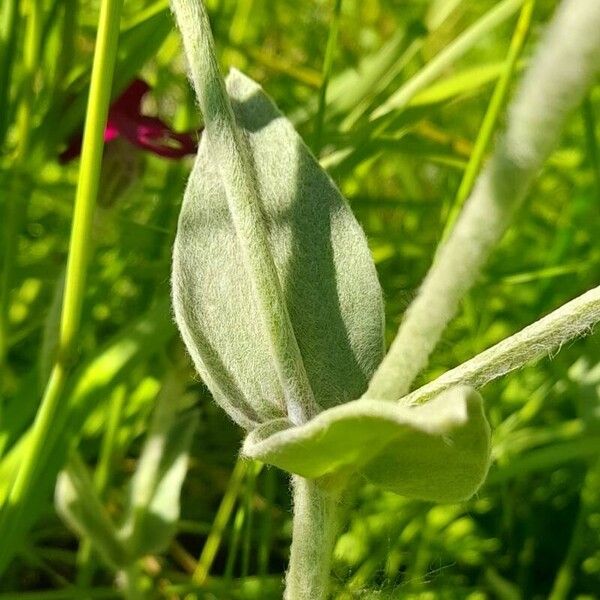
top-left (367, 0), bottom-right (600, 402)
top-left (403, 285), bottom-right (600, 406)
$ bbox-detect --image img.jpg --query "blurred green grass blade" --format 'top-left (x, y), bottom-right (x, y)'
top-left (371, 0), bottom-right (524, 120)
top-left (582, 96), bottom-right (600, 197)
top-left (312, 0), bottom-right (342, 154)
top-left (548, 457), bottom-right (600, 599)
top-left (487, 437), bottom-right (600, 484)
top-left (193, 459), bottom-right (249, 585)
top-left (427, 0), bottom-right (465, 30)
top-left (55, 453), bottom-right (130, 570)
top-left (241, 461), bottom-right (261, 577)
top-left (120, 367), bottom-right (198, 558)
top-left (15, 0), bottom-right (44, 160)
top-left (76, 382), bottom-right (127, 587)
top-left (0, 298), bottom-right (174, 571)
top-left (328, 29), bottom-right (407, 117)
top-left (224, 497), bottom-right (246, 579)
top-left (324, 118), bottom-right (469, 176)
top-left (409, 61), bottom-right (510, 107)
top-left (0, 0), bottom-right (19, 147)
top-left (257, 467), bottom-right (276, 577)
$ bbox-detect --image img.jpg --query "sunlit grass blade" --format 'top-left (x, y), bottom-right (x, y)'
top-left (441, 0), bottom-right (535, 239)
top-left (371, 0), bottom-right (524, 120)
top-left (0, 0), bottom-right (124, 573)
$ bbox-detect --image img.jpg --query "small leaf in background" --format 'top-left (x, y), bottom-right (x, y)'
top-left (55, 453), bottom-right (130, 570)
top-left (244, 387), bottom-right (491, 503)
top-left (120, 398), bottom-right (198, 558)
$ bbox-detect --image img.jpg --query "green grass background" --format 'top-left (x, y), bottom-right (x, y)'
top-left (0, 0), bottom-right (599, 597)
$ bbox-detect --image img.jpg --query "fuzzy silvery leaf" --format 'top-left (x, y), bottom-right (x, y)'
top-left (172, 69), bottom-right (384, 428)
top-left (243, 386), bottom-right (491, 503)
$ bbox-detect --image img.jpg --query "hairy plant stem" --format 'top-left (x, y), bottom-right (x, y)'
top-left (367, 0), bottom-right (600, 402)
top-left (171, 0), bottom-right (318, 425)
top-left (0, 0), bottom-right (123, 572)
top-left (286, 477), bottom-right (342, 600)
top-left (402, 285), bottom-right (600, 406)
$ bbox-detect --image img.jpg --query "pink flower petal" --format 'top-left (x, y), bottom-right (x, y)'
top-left (59, 78), bottom-right (197, 162)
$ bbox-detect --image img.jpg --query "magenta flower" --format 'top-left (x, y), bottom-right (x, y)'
top-left (60, 79), bottom-right (198, 162)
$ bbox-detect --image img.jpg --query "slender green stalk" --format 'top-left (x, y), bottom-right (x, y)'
top-left (313, 0), bottom-right (343, 154)
top-left (59, 0), bottom-right (78, 89)
top-left (16, 0), bottom-right (44, 159)
top-left (0, 190), bottom-right (22, 371)
top-left (441, 0), bottom-right (535, 239)
top-left (241, 461), bottom-right (260, 577)
top-left (0, 0), bottom-right (123, 571)
top-left (402, 285), bottom-right (600, 406)
top-left (367, 0), bottom-right (600, 401)
top-left (285, 477), bottom-right (342, 600)
top-left (258, 467), bottom-right (276, 577)
top-left (93, 385), bottom-right (127, 495)
top-left (224, 499), bottom-right (246, 579)
top-left (192, 458), bottom-right (248, 584)
top-left (171, 0), bottom-right (319, 425)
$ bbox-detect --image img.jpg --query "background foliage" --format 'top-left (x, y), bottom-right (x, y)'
top-left (1, 0), bottom-right (599, 597)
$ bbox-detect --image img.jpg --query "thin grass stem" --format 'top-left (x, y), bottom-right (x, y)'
top-left (192, 458), bottom-right (248, 584)
top-left (313, 0), bottom-right (343, 155)
top-left (0, 0), bottom-right (123, 572)
top-left (441, 0), bottom-right (535, 239)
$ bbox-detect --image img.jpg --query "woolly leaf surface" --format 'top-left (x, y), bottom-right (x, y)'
top-left (172, 69), bottom-right (384, 427)
top-left (243, 387), bottom-right (491, 503)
